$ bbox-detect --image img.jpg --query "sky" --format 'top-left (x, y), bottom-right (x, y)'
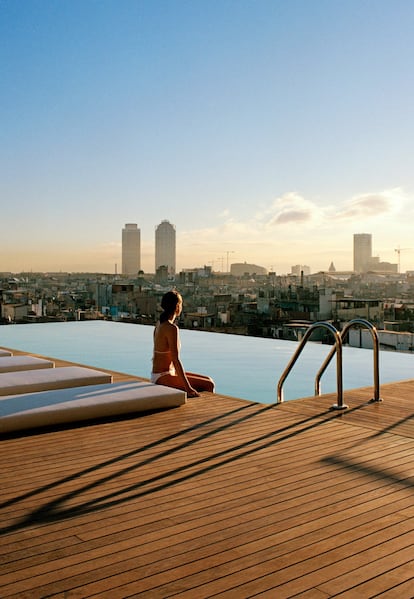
top-left (1, 0), bottom-right (414, 275)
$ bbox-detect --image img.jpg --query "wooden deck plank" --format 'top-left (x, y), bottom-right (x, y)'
top-left (0, 347), bottom-right (413, 598)
top-left (74, 518), bottom-right (414, 598)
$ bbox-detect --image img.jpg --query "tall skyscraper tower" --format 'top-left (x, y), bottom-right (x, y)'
top-left (155, 220), bottom-right (176, 275)
top-left (353, 233), bottom-right (372, 272)
top-left (122, 223), bottom-right (141, 275)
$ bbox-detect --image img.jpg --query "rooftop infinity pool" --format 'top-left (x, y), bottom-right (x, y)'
top-left (1, 321), bottom-right (413, 404)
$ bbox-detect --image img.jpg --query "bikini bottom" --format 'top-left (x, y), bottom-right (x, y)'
top-left (151, 365), bottom-right (176, 384)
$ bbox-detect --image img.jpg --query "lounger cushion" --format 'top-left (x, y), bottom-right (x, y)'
top-left (0, 350), bottom-right (12, 357)
top-left (0, 356), bottom-right (54, 373)
top-left (0, 366), bottom-right (112, 396)
top-left (0, 381), bottom-right (186, 432)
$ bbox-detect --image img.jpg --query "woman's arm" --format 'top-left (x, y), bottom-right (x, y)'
top-left (168, 324), bottom-right (199, 397)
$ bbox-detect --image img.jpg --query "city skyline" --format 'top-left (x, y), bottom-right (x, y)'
top-left (2, 1), bottom-right (414, 274)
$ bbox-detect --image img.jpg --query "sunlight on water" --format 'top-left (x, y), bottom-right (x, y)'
top-left (1, 321), bottom-right (413, 404)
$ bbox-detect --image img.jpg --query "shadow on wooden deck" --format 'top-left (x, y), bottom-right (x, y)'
top-left (0, 349), bottom-right (413, 598)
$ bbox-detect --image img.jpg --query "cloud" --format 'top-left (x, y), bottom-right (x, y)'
top-left (270, 209), bottom-right (312, 225)
top-left (181, 187), bottom-right (411, 245)
top-left (333, 188), bottom-right (405, 221)
top-left (259, 187), bottom-right (410, 230)
top-left (264, 192), bottom-right (321, 228)
top-left (176, 186), bottom-right (414, 272)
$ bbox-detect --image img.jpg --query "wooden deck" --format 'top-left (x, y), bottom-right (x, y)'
top-left (0, 348), bottom-right (413, 598)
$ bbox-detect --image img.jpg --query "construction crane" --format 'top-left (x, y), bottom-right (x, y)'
top-left (225, 250), bottom-right (235, 274)
top-left (394, 247), bottom-right (412, 273)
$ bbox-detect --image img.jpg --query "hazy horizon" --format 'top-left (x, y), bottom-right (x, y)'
top-left (2, 1), bottom-right (414, 274)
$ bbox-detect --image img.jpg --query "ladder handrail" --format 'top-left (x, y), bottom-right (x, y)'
top-left (314, 318), bottom-right (382, 402)
top-left (277, 322), bottom-right (347, 410)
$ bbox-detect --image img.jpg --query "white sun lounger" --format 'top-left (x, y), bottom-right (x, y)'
top-left (0, 366), bottom-right (112, 397)
top-left (0, 349), bottom-right (13, 357)
top-left (0, 381), bottom-right (187, 433)
top-left (0, 355), bottom-right (55, 373)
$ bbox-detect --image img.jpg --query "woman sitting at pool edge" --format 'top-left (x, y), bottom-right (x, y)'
top-left (151, 290), bottom-right (215, 398)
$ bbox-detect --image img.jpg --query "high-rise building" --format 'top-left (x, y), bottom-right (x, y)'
top-left (122, 223), bottom-right (141, 275)
top-left (155, 220), bottom-right (176, 275)
top-left (353, 233), bottom-right (372, 272)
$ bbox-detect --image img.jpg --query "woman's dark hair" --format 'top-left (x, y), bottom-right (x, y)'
top-left (160, 290), bottom-right (182, 322)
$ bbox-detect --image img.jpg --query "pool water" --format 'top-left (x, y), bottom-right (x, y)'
top-left (1, 321), bottom-right (413, 404)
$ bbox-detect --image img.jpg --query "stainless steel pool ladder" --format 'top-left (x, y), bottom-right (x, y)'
top-left (276, 318), bottom-right (382, 409)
